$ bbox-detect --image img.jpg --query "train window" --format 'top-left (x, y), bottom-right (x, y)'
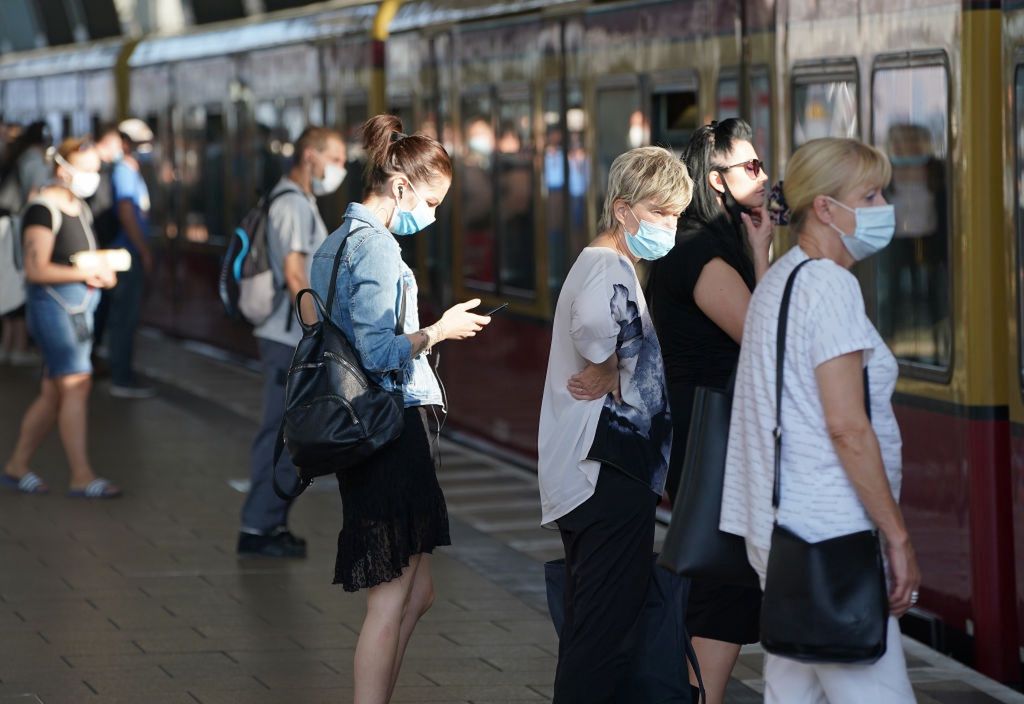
top-left (595, 83), bottom-right (641, 214)
top-left (460, 91), bottom-right (496, 291)
top-left (497, 92), bottom-right (535, 295)
top-left (718, 69), bottom-right (773, 178)
top-left (342, 101), bottom-right (367, 208)
top-left (872, 61), bottom-right (951, 370)
top-left (717, 76), bottom-right (740, 119)
top-left (544, 83), bottom-right (590, 294)
top-left (182, 106), bottom-right (227, 244)
top-left (651, 81), bottom-right (699, 156)
top-left (792, 75), bottom-right (857, 147)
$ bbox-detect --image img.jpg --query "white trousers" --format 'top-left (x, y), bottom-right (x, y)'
top-left (747, 543), bottom-right (916, 704)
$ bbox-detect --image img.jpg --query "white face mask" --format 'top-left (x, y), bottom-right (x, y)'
top-left (70, 171), bottom-right (101, 199)
top-left (55, 153), bottom-right (101, 199)
top-left (312, 162), bottom-right (346, 196)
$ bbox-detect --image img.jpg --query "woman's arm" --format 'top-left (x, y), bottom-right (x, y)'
top-left (23, 225), bottom-right (113, 287)
top-left (693, 257), bottom-right (751, 344)
top-left (815, 350), bottom-right (921, 616)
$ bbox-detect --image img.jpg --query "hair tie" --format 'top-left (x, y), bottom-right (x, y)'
top-left (767, 181), bottom-right (790, 226)
top-left (390, 131), bottom-right (408, 144)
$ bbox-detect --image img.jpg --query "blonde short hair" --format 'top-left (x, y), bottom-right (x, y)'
top-left (598, 146), bottom-right (693, 233)
top-left (784, 138), bottom-right (892, 232)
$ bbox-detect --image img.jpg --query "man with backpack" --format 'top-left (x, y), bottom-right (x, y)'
top-left (238, 126), bottom-right (346, 558)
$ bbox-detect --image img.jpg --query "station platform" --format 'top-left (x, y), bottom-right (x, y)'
top-left (1, 330), bottom-right (1023, 704)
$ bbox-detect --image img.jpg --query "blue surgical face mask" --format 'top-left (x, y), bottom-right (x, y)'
top-left (389, 181), bottom-right (436, 236)
top-left (827, 197), bottom-right (896, 261)
top-left (623, 206), bottom-right (676, 260)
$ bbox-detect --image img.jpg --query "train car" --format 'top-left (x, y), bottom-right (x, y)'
top-left (1, 0), bottom-right (1022, 684)
top-left (779, 0), bottom-right (1017, 683)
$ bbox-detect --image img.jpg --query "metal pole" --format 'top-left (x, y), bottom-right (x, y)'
top-left (370, 0), bottom-right (403, 116)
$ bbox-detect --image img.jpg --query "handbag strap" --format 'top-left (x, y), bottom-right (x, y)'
top-left (323, 219), bottom-right (407, 385)
top-left (772, 258), bottom-right (815, 510)
top-left (773, 257), bottom-right (873, 510)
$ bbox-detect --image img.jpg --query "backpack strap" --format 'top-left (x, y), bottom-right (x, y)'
top-left (25, 197), bottom-right (62, 235)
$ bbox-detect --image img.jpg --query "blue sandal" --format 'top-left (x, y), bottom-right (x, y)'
top-left (67, 478), bottom-right (122, 499)
top-left (0, 471), bottom-right (49, 494)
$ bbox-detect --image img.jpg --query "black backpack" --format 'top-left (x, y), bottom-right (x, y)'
top-left (219, 189), bottom-right (295, 325)
top-left (272, 225), bottom-right (407, 499)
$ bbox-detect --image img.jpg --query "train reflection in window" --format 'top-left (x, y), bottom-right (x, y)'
top-left (461, 92), bottom-right (497, 291)
top-left (872, 63), bottom-right (951, 370)
top-left (793, 79), bottom-right (857, 146)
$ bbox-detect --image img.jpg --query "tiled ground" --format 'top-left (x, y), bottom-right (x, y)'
top-left (1, 331), bottom-right (1022, 703)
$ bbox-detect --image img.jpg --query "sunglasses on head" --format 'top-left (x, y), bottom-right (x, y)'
top-left (719, 158), bottom-right (765, 180)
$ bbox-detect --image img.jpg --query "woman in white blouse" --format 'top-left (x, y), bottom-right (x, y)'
top-left (538, 146), bottom-right (692, 702)
top-left (721, 137), bottom-right (921, 702)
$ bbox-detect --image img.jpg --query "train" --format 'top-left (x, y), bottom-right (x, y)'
top-left (2, 0), bottom-right (1023, 686)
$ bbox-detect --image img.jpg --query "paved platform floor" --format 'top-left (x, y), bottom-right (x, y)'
top-left (1, 331), bottom-right (1022, 703)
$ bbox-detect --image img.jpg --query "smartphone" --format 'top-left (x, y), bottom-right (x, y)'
top-left (484, 302), bottom-right (509, 316)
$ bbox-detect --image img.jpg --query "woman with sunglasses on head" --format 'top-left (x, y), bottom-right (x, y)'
top-left (3, 137), bottom-right (121, 498)
top-left (647, 119), bottom-right (772, 704)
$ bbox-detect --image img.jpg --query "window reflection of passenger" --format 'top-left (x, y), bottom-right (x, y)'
top-left (463, 116), bottom-right (495, 285)
top-left (498, 121), bottom-right (532, 290)
top-left (881, 123), bottom-right (948, 364)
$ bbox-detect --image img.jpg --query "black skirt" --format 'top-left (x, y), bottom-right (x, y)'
top-left (333, 406), bottom-right (451, 592)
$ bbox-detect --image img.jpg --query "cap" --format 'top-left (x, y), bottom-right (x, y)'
top-left (117, 118), bottom-right (154, 145)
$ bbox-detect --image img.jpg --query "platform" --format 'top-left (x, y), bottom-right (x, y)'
top-left (0, 330), bottom-right (1021, 704)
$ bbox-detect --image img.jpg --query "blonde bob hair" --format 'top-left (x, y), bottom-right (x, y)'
top-left (783, 138), bottom-right (892, 232)
top-left (598, 146), bottom-right (693, 233)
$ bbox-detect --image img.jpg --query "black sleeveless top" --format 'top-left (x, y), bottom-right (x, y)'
top-left (22, 202), bottom-right (93, 266)
top-left (648, 214), bottom-right (756, 391)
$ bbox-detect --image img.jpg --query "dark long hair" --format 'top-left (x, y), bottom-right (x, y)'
top-left (682, 118), bottom-right (752, 227)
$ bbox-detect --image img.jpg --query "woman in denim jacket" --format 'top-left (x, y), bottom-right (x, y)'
top-left (310, 114), bottom-right (489, 704)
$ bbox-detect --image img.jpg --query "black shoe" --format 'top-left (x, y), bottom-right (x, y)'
top-left (237, 529), bottom-right (307, 558)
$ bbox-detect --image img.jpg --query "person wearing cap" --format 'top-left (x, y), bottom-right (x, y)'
top-left (106, 118), bottom-right (156, 399)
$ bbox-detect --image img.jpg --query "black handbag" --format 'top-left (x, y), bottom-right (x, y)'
top-left (272, 224), bottom-right (407, 499)
top-left (657, 378), bottom-right (760, 587)
top-left (759, 258), bottom-right (889, 664)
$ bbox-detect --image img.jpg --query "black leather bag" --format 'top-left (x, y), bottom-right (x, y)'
top-left (657, 381), bottom-right (760, 587)
top-left (759, 258), bottom-right (888, 664)
top-left (272, 225), bottom-right (406, 499)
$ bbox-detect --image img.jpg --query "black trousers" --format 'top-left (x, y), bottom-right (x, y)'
top-left (553, 465), bottom-right (658, 704)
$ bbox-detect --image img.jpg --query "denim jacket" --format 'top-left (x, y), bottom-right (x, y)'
top-left (310, 202), bottom-right (443, 408)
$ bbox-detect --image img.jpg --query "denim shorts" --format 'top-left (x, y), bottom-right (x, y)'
top-left (25, 283), bottom-right (99, 378)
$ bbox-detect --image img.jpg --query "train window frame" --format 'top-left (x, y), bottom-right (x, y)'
top-left (789, 58), bottom-right (860, 149)
top-left (869, 50), bottom-right (953, 383)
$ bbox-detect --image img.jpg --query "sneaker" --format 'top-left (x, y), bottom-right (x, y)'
top-left (237, 529), bottom-right (307, 559)
top-left (109, 382), bottom-right (157, 399)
